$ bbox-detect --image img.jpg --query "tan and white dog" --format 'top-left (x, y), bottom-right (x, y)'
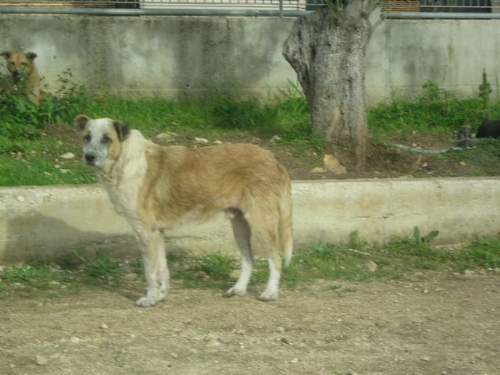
top-left (1, 51), bottom-right (45, 104)
top-left (74, 115), bottom-right (293, 307)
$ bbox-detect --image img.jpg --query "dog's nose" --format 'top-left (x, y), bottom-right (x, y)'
top-left (85, 154), bottom-right (96, 164)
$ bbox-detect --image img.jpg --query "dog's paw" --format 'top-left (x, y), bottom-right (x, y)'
top-left (135, 296), bottom-right (157, 307)
top-left (225, 286), bottom-right (247, 297)
top-left (258, 290), bottom-right (278, 301)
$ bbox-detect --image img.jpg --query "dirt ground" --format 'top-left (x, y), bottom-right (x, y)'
top-left (1, 272), bottom-right (499, 375)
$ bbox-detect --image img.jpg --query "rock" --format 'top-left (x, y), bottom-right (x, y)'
top-left (194, 137), bottom-right (209, 144)
top-left (276, 326), bottom-right (285, 333)
top-left (270, 135), bottom-right (282, 143)
top-left (70, 336), bottom-right (81, 344)
top-left (195, 271), bottom-right (209, 280)
top-left (323, 154), bottom-right (347, 174)
top-left (205, 334), bottom-right (221, 347)
top-left (60, 152), bottom-right (75, 159)
top-left (366, 260), bottom-right (378, 273)
top-left (250, 137), bottom-right (261, 144)
top-left (156, 132), bottom-right (177, 141)
top-left (309, 167), bottom-right (327, 174)
top-left (36, 355), bottom-right (48, 365)
top-left (290, 358), bottom-right (299, 364)
top-left (100, 323), bottom-right (109, 329)
top-left (213, 140), bottom-right (223, 145)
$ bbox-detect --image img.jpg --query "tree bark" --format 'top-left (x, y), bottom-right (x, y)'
top-left (282, 7), bottom-right (372, 171)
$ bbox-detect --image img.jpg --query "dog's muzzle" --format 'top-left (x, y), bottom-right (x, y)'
top-left (12, 70), bottom-right (22, 82)
top-left (84, 153), bottom-right (96, 166)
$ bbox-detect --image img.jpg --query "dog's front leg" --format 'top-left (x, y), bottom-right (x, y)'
top-left (136, 229), bottom-right (169, 307)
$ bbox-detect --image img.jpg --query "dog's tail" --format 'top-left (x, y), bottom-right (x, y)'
top-left (278, 169), bottom-right (293, 268)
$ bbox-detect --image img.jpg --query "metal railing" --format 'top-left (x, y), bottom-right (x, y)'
top-left (0, 0), bottom-right (305, 11)
top-left (0, 0), bottom-right (498, 16)
top-left (381, 0), bottom-right (497, 14)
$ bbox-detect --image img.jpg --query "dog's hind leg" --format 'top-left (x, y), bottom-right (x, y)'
top-left (248, 211), bottom-right (282, 301)
top-left (259, 251), bottom-right (281, 301)
top-left (136, 229), bottom-right (169, 307)
top-left (225, 211), bottom-right (254, 297)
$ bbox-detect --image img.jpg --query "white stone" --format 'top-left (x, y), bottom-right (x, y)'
top-left (60, 152), bottom-right (75, 159)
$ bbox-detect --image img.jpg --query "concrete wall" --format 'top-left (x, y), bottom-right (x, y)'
top-left (0, 15), bottom-right (296, 99)
top-left (1, 178), bottom-right (499, 263)
top-left (1, 14), bottom-right (500, 102)
top-left (365, 19), bottom-right (500, 103)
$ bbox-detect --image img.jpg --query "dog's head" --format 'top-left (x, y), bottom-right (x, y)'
top-left (73, 115), bottom-right (130, 171)
top-left (0, 51), bottom-right (37, 82)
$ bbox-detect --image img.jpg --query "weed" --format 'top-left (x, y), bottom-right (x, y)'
top-left (1, 263), bottom-right (58, 290)
top-left (413, 226), bottom-right (440, 245)
top-left (478, 70), bottom-right (493, 118)
top-left (72, 249), bottom-right (124, 282)
top-left (0, 69), bottom-right (89, 140)
top-left (349, 230), bottom-right (369, 250)
top-left (191, 253), bottom-right (235, 280)
top-left (454, 236), bottom-right (500, 271)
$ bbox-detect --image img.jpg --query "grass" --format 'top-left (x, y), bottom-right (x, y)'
top-left (367, 80), bottom-right (500, 140)
top-left (1, 233), bottom-right (499, 297)
top-left (0, 88), bottom-right (316, 186)
top-left (3, 76), bottom-right (500, 185)
top-left (0, 78), bottom-right (317, 186)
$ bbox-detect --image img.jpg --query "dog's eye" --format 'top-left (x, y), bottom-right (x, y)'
top-left (83, 134), bottom-right (91, 143)
top-left (101, 135), bottom-right (112, 144)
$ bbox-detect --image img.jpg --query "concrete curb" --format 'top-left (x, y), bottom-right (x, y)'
top-left (1, 178), bottom-right (499, 263)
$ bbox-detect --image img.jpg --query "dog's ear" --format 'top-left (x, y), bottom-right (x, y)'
top-left (0, 51), bottom-right (12, 60)
top-left (73, 115), bottom-right (91, 133)
top-left (113, 120), bottom-right (130, 141)
top-left (25, 52), bottom-right (37, 61)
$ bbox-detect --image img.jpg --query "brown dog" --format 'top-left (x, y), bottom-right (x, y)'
top-left (1, 51), bottom-right (45, 104)
top-left (74, 115), bottom-right (294, 307)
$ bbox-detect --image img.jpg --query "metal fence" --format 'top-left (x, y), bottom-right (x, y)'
top-left (0, 0), bottom-right (497, 15)
top-left (0, 0), bottom-right (305, 11)
top-left (381, 0), bottom-right (496, 13)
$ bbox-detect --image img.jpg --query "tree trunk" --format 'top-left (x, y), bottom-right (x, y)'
top-left (282, 7), bottom-right (372, 171)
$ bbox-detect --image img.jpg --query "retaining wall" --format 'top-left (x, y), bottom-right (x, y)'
top-left (1, 178), bottom-right (499, 263)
